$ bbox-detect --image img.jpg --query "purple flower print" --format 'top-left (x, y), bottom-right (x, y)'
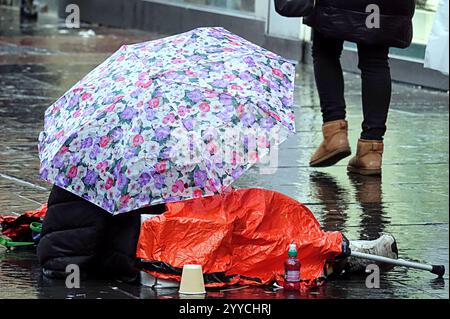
top-left (211, 62), bottom-right (225, 72)
top-left (120, 107), bottom-right (135, 120)
top-left (269, 81), bottom-right (280, 91)
top-left (239, 71), bottom-right (253, 82)
top-left (131, 87), bottom-right (143, 98)
top-left (113, 161), bottom-right (123, 179)
top-left (231, 167), bottom-right (244, 180)
top-left (153, 173), bottom-right (165, 189)
top-left (241, 112), bottom-right (256, 127)
top-left (40, 168), bottom-right (49, 180)
top-left (188, 55), bottom-right (202, 62)
top-left (283, 120), bottom-right (295, 132)
top-left (160, 147), bottom-right (173, 160)
top-left (257, 101), bottom-right (270, 112)
top-left (81, 137), bottom-right (93, 149)
top-left (281, 96), bottom-right (291, 107)
top-left (145, 108), bottom-right (156, 121)
top-left (52, 155), bottom-right (64, 169)
top-left (111, 128), bottom-right (123, 141)
top-left (83, 106), bottom-right (95, 117)
top-left (103, 96), bottom-right (115, 104)
top-left (89, 145), bottom-right (100, 160)
top-left (155, 126), bottom-right (171, 141)
top-left (117, 174), bottom-right (129, 190)
top-left (244, 56), bottom-right (256, 67)
top-left (83, 169), bottom-right (98, 186)
top-left (183, 117), bottom-right (196, 131)
top-left (218, 111), bottom-right (233, 123)
top-left (70, 153), bottom-right (80, 166)
top-left (55, 172), bottom-right (70, 188)
top-left (137, 193), bottom-right (150, 204)
top-left (187, 89), bottom-right (204, 103)
top-left (260, 117), bottom-right (275, 130)
top-left (194, 169), bottom-right (208, 188)
top-left (139, 172), bottom-right (151, 187)
top-left (209, 29), bottom-right (225, 39)
top-left (68, 95), bottom-right (80, 109)
top-left (124, 147), bottom-right (136, 160)
top-left (219, 94), bottom-right (233, 106)
top-left (101, 198), bottom-right (114, 212)
top-left (212, 79), bottom-right (228, 88)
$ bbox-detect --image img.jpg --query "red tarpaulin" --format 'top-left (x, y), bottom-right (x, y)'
top-left (137, 188), bottom-right (344, 288)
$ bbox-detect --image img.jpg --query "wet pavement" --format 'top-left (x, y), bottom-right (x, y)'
top-left (0, 5), bottom-right (448, 299)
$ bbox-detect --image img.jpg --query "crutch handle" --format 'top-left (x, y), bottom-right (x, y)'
top-left (431, 265), bottom-right (446, 278)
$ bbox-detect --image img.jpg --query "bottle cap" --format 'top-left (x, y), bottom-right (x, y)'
top-left (288, 243), bottom-right (297, 257)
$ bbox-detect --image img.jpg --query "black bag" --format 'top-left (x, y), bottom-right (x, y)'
top-left (274, 0), bottom-right (315, 17)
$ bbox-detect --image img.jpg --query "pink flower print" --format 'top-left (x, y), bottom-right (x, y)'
top-left (186, 70), bottom-right (196, 77)
top-left (223, 74), bottom-right (236, 81)
top-left (105, 177), bottom-right (114, 190)
top-left (96, 161), bottom-right (108, 171)
top-left (173, 58), bottom-right (185, 64)
top-left (171, 180), bottom-right (185, 193)
top-left (68, 166), bottom-right (78, 178)
top-left (269, 111), bottom-right (281, 122)
top-left (249, 151), bottom-right (259, 163)
top-left (259, 76), bottom-right (269, 85)
top-left (138, 72), bottom-right (149, 80)
top-left (137, 80), bottom-right (153, 88)
top-left (207, 142), bottom-right (218, 155)
top-left (178, 105), bottom-right (187, 117)
top-left (272, 68), bottom-right (284, 78)
top-left (149, 98), bottom-right (160, 108)
top-left (106, 104), bottom-right (116, 113)
top-left (82, 93), bottom-right (92, 101)
top-left (193, 189), bottom-right (203, 198)
top-left (133, 134), bottom-right (144, 146)
top-left (73, 109), bottom-right (81, 118)
top-left (56, 129), bottom-right (65, 140)
top-left (206, 179), bottom-right (219, 193)
top-left (288, 112), bottom-right (295, 121)
top-left (156, 162), bottom-right (167, 174)
top-left (257, 136), bottom-right (268, 149)
top-left (199, 102), bottom-right (210, 113)
top-left (114, 95), bottom-right (125, 104)
top-left (100, 136), bottom-right (110, 148)
top-left (120, 195), bottom-right (130, 207)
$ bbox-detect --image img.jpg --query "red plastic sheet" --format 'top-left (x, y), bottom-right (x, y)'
top-left (137, 188), bottom-right (343, 287)
top-left (0, 204), bottom-right (47, 240)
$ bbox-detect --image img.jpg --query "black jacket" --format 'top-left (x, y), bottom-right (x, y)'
top-left (304, 0), bottom-right (416, 48)
top-left (37, 186), bottom-right (164, 281)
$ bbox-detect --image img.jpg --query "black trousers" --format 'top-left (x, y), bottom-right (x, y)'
top-left (312, 30), bottom-right (392, 141)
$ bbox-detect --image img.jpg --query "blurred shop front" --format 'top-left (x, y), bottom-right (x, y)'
top-left (55, 0), bottom-right (448, 90)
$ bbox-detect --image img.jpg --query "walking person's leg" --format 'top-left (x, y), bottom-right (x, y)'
top-left (348, 44), bottom-right (392, 176)
top-left (310, 30), bottom-right (351, 167)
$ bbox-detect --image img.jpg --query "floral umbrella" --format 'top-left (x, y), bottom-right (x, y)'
top-left (38, 27), bottom-right (296, 215)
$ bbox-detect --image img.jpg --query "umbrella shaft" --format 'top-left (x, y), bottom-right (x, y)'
top-left (350, 251), bottom-right (433, 272)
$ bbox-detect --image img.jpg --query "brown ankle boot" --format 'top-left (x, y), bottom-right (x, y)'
top-left (310, 120), bottom-right (351, 167)
top-left (347, 139), bottom-right (384, 176)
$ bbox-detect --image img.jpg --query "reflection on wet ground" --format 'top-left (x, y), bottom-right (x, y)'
top-left (0, 5), bottom-right (448, 299)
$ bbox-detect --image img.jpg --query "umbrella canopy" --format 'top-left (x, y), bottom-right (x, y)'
top-left (38, 27), bottom-right (296, 215)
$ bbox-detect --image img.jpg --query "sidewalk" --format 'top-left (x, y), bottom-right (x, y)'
top-left (0, 6), bottom-right (448, 299)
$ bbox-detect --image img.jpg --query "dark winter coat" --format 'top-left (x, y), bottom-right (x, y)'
top-left (37, 186), bottom-right (165, 281)
top-left (304, 0), bottom-right (416, 48)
